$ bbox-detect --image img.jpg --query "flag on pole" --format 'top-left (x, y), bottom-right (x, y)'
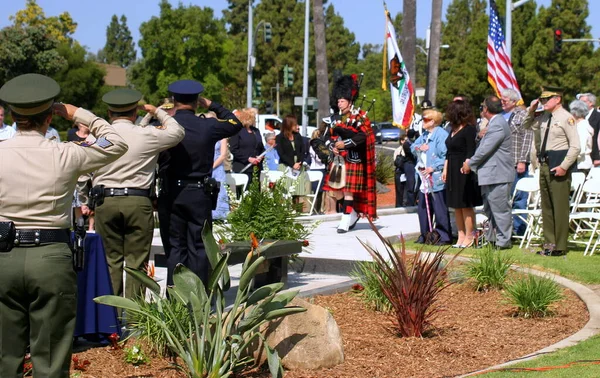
top-left (487, 0), bottom-right (521, 99)
top-left (382, 8), bottom-right (414, 129)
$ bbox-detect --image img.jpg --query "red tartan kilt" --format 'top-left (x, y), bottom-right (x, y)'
top-left (322, 161), bottom-right (367, 193)
top-left (343, 161), bottom-right (366, 192)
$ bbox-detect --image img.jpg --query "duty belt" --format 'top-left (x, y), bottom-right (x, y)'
top-left (176, 178), bottom-right (207, 188)
top-left (14, 228), bottom-right (71, 247)
top-left (104, 188), bottom-right (151, 197)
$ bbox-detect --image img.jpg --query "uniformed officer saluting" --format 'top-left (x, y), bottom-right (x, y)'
top-left (0, 74), bottom-right (128, 377)
top-left (80, 89), bottom-right (184, 299)
top-left (523, 86), bottom-right (580, 256)
top-left (162, 80), bottom-right (242, 286)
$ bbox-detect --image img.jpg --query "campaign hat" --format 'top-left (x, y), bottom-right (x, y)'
top-left (0, 74), bottom-right (60, 116)
top-left (102, 88), bottom-right (143, 112)
top-left (540, 86), bottom-right (564, 99)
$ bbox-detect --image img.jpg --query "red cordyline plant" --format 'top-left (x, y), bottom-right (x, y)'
top-left (358, 219), bottom-right (458, 337)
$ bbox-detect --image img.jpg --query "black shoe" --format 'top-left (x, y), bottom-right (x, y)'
top-left (550, 250), bottom-right (567, 256)
top-left (496, 244), bottom-right (512, 250)
top-left (415, 237), bottom-right (425, 244)
top-left (434, 240), bottom-right (452, 246)
top-left (536, 249), bottom-right (552, 256)
top-left (337, 228), bottom-right (347, 234)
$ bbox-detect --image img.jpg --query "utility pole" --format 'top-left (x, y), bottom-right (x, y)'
top-left (301, 0), bottom-right (310, 136)
top-left (246, 0), bottom-right (253, 108)
top-left (505, 0), bottom-right (533, 59)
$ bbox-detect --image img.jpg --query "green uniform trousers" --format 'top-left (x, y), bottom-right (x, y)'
top-left (95, 196), bottom-right (154, 299)
top-left (0, 243), bottom-right (76, 378)
top-left (539, 163), bottom-right (572, 251)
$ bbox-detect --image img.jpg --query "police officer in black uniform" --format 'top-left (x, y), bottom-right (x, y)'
top-left (163, 80), bottom-right (242, 286)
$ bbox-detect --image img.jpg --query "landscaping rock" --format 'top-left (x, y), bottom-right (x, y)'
top-left (254, 297), bottom-right (344, 370)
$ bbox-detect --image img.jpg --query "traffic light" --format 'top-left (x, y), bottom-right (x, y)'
top-left (265, 100), bottom-right (274, 114)
top-left (286, 66), bottom-right (294, 88)
top-left (554, 28), bottom-right (563, 53)
top-left (264, 22), bottom-right (272, 43)
top-left (283, 65), bottom-right (294, 88)
top-left (254, 80), bottom-right (262, 97)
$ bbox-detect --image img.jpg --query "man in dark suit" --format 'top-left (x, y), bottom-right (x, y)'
top-left (464, 96), bottom-right (514, 249)
top-left (577, 93), bottom-right (600, 167)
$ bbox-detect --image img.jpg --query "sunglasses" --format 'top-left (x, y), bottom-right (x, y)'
top-left (479, 105), bottom-right (485, 112)
top-left (422, 117), bottom-right (432, 122)
top-left (539, 96), bottom-right (554, 104)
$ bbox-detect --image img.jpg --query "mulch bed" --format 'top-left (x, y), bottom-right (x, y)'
top-left (377, 183), bottom-right (396, 208)
top-left (242, 282), bottom-right (588, 378)
top-left (72, 282), bottom-right (588, 378)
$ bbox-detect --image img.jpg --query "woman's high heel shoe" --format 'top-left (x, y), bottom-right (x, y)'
top-left (460, 239), bottom-right (475, 248)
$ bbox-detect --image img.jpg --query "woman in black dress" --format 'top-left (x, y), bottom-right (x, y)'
top-left (443, 100), bottom-right (482, 247)
top-left (229, 108), bottom-right (265, 183)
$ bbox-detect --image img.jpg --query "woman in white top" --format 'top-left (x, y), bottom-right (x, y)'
top-left (569, 100), bottom-right (594, 175)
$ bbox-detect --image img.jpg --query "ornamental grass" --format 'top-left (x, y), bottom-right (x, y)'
top-left (358, 219), bottom-right (458, 337)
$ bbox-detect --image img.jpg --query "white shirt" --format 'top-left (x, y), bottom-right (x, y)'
top-left (576, 118), bottom-right (593, 170)
top-left (0, 124), bottom-right (16, 141)
top-left (309, 146), bottom-right (326, 170)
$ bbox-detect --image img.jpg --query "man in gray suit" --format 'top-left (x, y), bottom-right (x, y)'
top-left (463, 95), bottom-right (515, 249)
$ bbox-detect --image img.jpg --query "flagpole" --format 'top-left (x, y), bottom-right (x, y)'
top-left (382, 4), bottom-right (388, 91)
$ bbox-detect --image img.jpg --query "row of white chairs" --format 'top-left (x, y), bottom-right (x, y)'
top-left (225, 170), bottom-right (324, 215)
top-left (511, 167), bottom-right (600, 255)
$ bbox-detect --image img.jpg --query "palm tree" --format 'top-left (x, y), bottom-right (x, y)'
top-left (402, 0), bottom-right (417, 84)
top-left (312, 0), bottom-right (330, 122)
top-left (428, 0), bottom-right (443, 105)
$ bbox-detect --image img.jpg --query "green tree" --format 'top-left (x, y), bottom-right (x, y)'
top-left (10, 0), bottom-right (77, 44)
top-left (437, 0), bottom-right (489, 110)
top-left (53, 43), bottom-right (107, 124)
top-left (0, 25), bottom-right (66, 83)
top-left (130, 0), bottom-right (232, 105)
top-left (222, 0), bottom-right (359, 117)
top-left (519, 0), bottom-right (597, 104)
top-left (98, 15), bottom-right (136, 67)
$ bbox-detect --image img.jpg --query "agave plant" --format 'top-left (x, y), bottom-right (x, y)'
top-left (358, 219), bottom-right (458, 338)
top-left (95, 222), bottom-right (306, 378)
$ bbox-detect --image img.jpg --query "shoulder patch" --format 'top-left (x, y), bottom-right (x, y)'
top-left (72, 137), bottom-right (114, 149)
top-left (568, 117), bottom-right (575, 126)
top-left (96, 137), bottom-right (114, 149)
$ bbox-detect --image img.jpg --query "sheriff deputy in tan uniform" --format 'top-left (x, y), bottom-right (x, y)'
top-left (0, 74), bottom-right (128, 377)
top-left (79, 88), bottom-right (184, 299)
top-left (523, 86), bottom-right (580, 256)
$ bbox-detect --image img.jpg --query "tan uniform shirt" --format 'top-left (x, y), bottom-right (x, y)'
top-left (88, 108), bottom-right (184, 191)
top-left (0, 108), bottom-right (128, 229)
top-left (523, 106), bottom-right (581, 171)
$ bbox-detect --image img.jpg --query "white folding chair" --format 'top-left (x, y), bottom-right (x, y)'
top-left (259, 170), bottom-right (284, 186)
top-left (225, 173), bottom-right (249, 200)
top-left (511, 177), bottom-right (542, 248)
top-left (569, 179), bottom-right (600, 255)
top-left (304, 170), bottom-right (324, 215)
top-left (587, 166), bottom-right (600, 181)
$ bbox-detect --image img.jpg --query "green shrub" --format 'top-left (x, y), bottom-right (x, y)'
top-left (220, 170), bottom-right (311, 242)
top-left (466, 246), bottom-right (514, 291)
top-left (375, 152), bottom-right (395, 185)
top-left (359, 223), bottom-right (458, 337)
top-left (504, 274), bottom-right (564, 318)
top-left (350, 260), bottom-right (392, 312)
top-left (126, 294), bottom-right (190, 356)
top-left (95, 224), bottom-right (306, 378)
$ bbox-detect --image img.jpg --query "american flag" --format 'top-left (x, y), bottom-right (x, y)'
top-left (487, 0), bottom-right (521, 98)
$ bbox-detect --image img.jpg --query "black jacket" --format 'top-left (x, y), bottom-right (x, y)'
top-left (589, 109), bottom-right (600, 161)
top-left (275, 132), bottom-right (306, 168)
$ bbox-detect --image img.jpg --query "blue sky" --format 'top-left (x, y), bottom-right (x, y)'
top-left (1, 0), bottom-right (598, 54)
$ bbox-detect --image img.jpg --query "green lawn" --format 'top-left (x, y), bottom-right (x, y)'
top-left (400, 239), bottom-right (600, 377)
top-left (404, 240), bottom-right (600, 284)
top-left (479, 334), bottom-right (600, 377)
